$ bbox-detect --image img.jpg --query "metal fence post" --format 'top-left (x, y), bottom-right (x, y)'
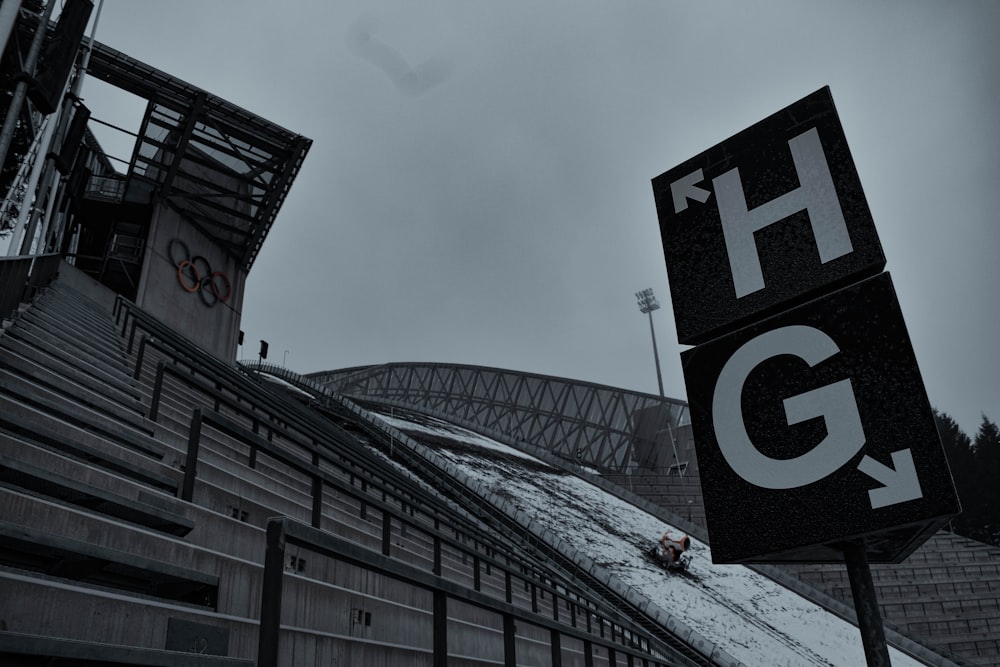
top-left (381, 511), bottom-right (392, 556)
top-left (311, 474), bottom-right (322, 528)
top-left (132, 334), bottom-right (148, 380)
top-left (257, 519), bottom-right (287, 667)
top-left (148, 361), bottom-right (165, 421)
top-left (550, 629), bottom-right (562, 667)
top-left (503, 613), bottom-right (516, 667)
top-left (433, 590), bottom-right (448, 667)
top-left (180, 408), bottom-right (203, 501)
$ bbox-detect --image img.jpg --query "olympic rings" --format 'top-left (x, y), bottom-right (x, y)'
top-left (168, 238), bottom-right (233, 307)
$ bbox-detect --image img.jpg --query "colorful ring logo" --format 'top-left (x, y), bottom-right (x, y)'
top-left (168, 239), bottom-right (232, 307)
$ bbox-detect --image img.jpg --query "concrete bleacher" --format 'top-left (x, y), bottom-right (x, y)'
top-left (781, 532), bottom-right (1000, 665)
top-left (0, 269), bottom-right (693, 666)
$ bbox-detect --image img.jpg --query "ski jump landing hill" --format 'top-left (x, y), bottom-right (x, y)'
top-left (308, 362), bottom-right (1000, 667)
top-left (359, 404), bottom-right (935, 667)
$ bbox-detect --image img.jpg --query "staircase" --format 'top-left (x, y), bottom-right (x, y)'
top-left (0, 282), bottom-right (251, 665)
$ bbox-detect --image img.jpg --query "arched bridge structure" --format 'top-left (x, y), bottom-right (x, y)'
top-left (305, 363), bottom-right (689, 473)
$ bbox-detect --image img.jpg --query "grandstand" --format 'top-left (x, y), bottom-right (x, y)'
top-left (2, 4), bottom-right (999, 665)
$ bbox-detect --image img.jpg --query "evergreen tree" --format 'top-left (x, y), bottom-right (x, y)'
top-left (935, 410), bottom-right (978, 538)
top-left (938, 409), bottom-right (1000, 546)
top-left (972, 415), bottom-right (1000, 545)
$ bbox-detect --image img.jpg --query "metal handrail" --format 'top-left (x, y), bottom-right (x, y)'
top-left (0, 253), bottom-right (60, 321)
top-left (258, 517), bottom-right (672, 667)
top-left (120, 300), bottom-right (708, 665)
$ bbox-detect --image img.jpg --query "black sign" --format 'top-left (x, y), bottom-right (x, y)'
top-left (652, 86), bottom-right (886, 345)
top-left (682, 273), bottom-right (960, 563)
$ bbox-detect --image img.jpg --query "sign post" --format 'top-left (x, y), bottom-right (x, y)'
top-left (844, 540), bottom-right (891, 667)
top-left (651, 86), bottom-right (960, 664)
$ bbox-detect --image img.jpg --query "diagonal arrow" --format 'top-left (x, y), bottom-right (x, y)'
top-left (858, 449), bottom-right (923, 509)
top-left (670, 168), bottom-right (712, 214)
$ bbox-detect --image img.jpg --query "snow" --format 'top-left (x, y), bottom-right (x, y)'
top-left (257, 372), bottom-right (316, 399)
top-left (373, 410), bottom-right (929, 667)
top-left (375, 409), bottom-right (544, 464)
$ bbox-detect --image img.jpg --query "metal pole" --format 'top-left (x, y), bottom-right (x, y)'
top-left (0, 0), bottom-right (55, 174)
top-left (843, 540), bottom-right (891, 667)
top-left (180, 407), bottom-right (203, 502)
top-left (647, 309), bottom-right (664, 397)
top-left (665, 422), bottom-right (683, 477)
top-left (432, 590), bottom-right (448, 667)
top-left (636, 288), bottom-right (665, 398)
top-left (503, 613), bottom-right (516, 667)
top-left (70, 0), bottom-right (102, 100)
top-left (257, 519), bottom-right (287, 667)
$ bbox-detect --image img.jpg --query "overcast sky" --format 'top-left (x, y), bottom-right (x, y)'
top-left (81, 1), bottom-right (999, 436)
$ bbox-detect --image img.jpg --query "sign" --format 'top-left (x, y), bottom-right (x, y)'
top-left (652, 86), bottom-right (886, 345)
top-left (682, 273), bottom-right (960, 563)
top-left (652, 87), bottom-right (960, 564)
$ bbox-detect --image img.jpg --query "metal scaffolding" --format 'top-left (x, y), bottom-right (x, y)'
top-left (308, 362), bottom-right (689, 472)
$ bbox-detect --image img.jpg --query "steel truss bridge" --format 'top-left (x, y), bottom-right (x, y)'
top-left (306, 363), bottom-right (689, 473)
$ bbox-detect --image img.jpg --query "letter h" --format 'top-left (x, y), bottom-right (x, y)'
top-left (713, 127), bottom-right (853, 299)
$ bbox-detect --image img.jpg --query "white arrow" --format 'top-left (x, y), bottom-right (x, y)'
top-left (671, 168), bottom-right (712, 214)
top-left (858, 449), bottom-right (923, 509)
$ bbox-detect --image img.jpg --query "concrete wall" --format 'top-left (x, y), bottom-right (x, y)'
top-left (134, 202), bottom-right (246, 362)
top-left (54, 259), bottom-right (119, 310)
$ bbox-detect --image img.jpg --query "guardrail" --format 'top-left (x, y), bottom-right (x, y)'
top-left (0, 253), bottom-right (60, 321)
top-left (240, 360), bottom-right (721, 666)
top-left (258, 517), bottom-right (669, 667)
top-left (114, 296), bottom-right (679, 664)
top-left (179, 406), bottom-right (663, 662)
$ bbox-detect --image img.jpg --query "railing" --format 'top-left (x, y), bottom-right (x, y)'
top-left (151, 356), bottom-right (671, 661)
top-left (114, 296), bottom-right (687, 664)
top-left (239, 360), bottom-right (720, 667)
top-left (258, 517), bottom-right (669, 667)
top-left (84, 174), bottom-right (126, 203)
top-left (0, 253), bottom-right (61, 321)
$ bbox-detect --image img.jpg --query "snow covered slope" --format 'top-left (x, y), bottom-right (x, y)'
top-left (372, 410), bottom-right (929, 667)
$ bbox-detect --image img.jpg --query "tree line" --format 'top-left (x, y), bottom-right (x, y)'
top-left (936, 410), bottom-right (1000, 546)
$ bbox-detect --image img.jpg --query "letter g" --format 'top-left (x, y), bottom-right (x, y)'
top-left (712, 325), bottom-right (866, 489)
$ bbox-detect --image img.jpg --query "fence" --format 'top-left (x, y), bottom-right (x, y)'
top-left (0, 253), bottom-right (60, 321)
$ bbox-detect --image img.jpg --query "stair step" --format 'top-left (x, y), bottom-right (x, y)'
top-left (0, 455), bottom-right (192, 536)
top-left (0, 372), bottom-right (155, 442)
top-left (0, 336), bottom-right (143, 411)
top-left (0, 630), bottom-right (253, 666)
